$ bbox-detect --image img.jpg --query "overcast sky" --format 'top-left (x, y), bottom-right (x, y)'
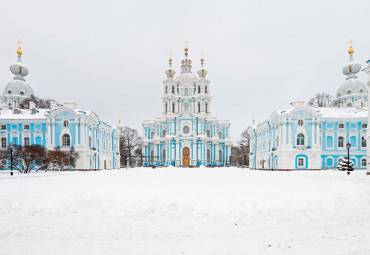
top-left (0, 0), bottom-right (369, 142)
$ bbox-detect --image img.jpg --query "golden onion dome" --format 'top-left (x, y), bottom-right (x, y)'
top-left (348, 46), bottom-right (354, 54)
top-left (17, 47), bottom-right (22, 55)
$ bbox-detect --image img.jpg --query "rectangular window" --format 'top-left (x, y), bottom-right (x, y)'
top-left (0, 125), bottom-right (6, 130)
top-left (24, 137), bottom-right (30, 146)
top-left (362, 123), bottom-right (367, 129)
top-left (362, 159), bottom-right (367, 167)
top-left (1, 137), bottom-right (6, 148)
top-left (298, 158), bottom-right (304, 167)
top-left (339, 123), bottom-right (344, 129)
top-left (338, 137), bottom-right (344, 148)
top-left (24, 125), bottom-right (30, 130)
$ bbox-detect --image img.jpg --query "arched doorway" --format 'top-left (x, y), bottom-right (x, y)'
top-left (182, 147), bottom-right (190, 166)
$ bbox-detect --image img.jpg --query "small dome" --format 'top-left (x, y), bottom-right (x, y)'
top-left (165, 58), bottom-right (176, 78)
top-left (3, 80), bottom-right (34, 97)
top-left (10, 61), bottom-right (29, 79)
top-left (336, 79), bottom-right (367, 97)
top-left (342, 61), bottom-right (361, 76)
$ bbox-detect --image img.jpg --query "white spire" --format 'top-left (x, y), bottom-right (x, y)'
top-left (165, 53), bottom-right (176, 78)
top-left (197, 54), bottom-right (208, 78)
top-left (181, 45), bottom-right (192, 74)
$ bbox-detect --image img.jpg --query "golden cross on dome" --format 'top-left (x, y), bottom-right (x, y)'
top-left (169, 52), bottom-right (172, 60)
top-left (347, 38), bottom-right (354, 47)
top-left (184, 40), bottom-right (189, 49)
top-left (16, 39), bottom-right (23, 48)
top-left (200, 52), bottom-right (204, 58)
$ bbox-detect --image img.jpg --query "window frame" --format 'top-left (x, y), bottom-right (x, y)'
top-left (296, 133), bottom-right (305, 146)
top-left (62, 134), bottom-right (71, 147)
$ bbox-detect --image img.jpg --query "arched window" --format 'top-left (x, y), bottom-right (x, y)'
top-left (165, 86), bottom-right (168, 94)
top-left (205, 86), bottom-right (208, 94)
top-left (198, 86), bottom-right (201, 94)
top-left (172, 102), bottom-right (175, 113)
top-left (1, 137), bottom-right (7, 148)
top-left (165, 102), bottom-right (168, 113)
top-left (162, 149), bottom-right (166, 164)
top-left (184, 103), bottom-right (189, 111)
top-left (218, 132), bottom-right (222, 139)
top-left (172, 86), bottom-right (175, 94)
top-left (338, 137), bottom-right (344, 148)
top-left (162, 130), bottom-right (166, 138)
top-left (207, 149), bottom-right (211, 164)
top-left (297, 133), bottom-right (304, 146)
top-left (362, 137), bottom-right (366, 147)
top-left (89, 136), bottom-right (92, 148)
top-left (219, 150), bottom-right (223, 163)
top-left (206, 130), bottom-right (211, 138)
top-left (24, 137), bottom-right (30, 146)
top-left (184, 88), bottom-right (188, 96)
top-left (347, 103), bottom-right (352, 107)
top-left (62, 134), bottom-right (71, 147)
top-left (150, 150), bottom-right (154, 165)
top-left (198, 102), bottom-right (201, 113)
top-left (150, 132), bottom-right (155, 140)
top-left (276, 136), bottom-right (279, 147)
top-left (205, 102), bottom-right (208, 113)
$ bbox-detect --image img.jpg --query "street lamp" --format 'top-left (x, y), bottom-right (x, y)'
top-left (346, 142), bottom-right (351, 175)
top-left (9, 144), bottom-right (13, 176)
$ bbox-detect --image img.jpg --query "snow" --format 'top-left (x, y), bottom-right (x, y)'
top-left (0, 167), bottom-right (369, 255)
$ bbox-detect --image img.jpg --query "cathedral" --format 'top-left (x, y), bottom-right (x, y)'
top-left (0, 43), bottom-right (120, 170)
top-left (142, 47), bottom-right (232, 166)
top-left (249, 44), bottom-right (370, 170)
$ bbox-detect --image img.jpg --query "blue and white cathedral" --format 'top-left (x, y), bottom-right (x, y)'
top-left (142, 47), bottom-right (232, 166)
top-left (0, 44), bottom-right (120, 170)
top-left (249, 44), bottom-right (370, 171)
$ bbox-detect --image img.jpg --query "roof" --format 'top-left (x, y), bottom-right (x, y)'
top-left (0, 108), bottom-right (49, 120)
top-left (318, 107), bottom-right (367, 118)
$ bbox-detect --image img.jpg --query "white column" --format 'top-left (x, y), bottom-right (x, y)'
top-left (75, 121), bottom-right (79, 146)
top-left (52, 122), bottom-right (56, 145)
top-left (367, 80), bottom-right (370, 174)
top-left (288, 119), bottom-right (292, 145)
top-left (312, 120), bottom-right (315, 145)
top-left (316, 121), bottom-right (320, 147)
top-left (81, 122), bottom-right (85, 146)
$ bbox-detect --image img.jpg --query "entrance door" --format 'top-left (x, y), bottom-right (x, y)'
top-left (104, 160), bottom-right (107, 169)
top-left (182, 147), bottom-right (190, 166)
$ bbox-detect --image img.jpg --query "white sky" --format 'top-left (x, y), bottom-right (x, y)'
top-left (0, 0), bottom-right (369, 142)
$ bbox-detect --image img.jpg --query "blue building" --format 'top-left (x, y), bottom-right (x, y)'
top-left (142, 47), bottom-right (232, 166)
top-left (0, 44), bottom-right (120, 170)
top-left (249, 45), bottom-right (369, 170)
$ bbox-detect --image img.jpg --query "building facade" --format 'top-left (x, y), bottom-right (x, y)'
top-left (0, 45), bottom-right (120, 170)
top-left (249, 45), bottom-right (369, 170)
top-left (142, 47), bottom-right (232, 166)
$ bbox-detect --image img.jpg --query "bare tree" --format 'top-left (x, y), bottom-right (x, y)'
top-left (307, 93), bottom-right (334, 107)
top-left (20, 95), bottom-right (60, 109)
top-left (0, 145), bottom-right (47, 173)
top-left (119, 126), bottom-right (142, 167)
top-left (231, 127), bottom-right (250, 166)
top-left (45, 148), bottom-right (80, 171)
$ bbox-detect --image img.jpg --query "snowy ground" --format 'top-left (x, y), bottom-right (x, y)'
top-left (0, 168), bottom-right (369, 255)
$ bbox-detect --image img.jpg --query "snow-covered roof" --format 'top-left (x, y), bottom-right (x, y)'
top-left (0, 108), bottom-right (49, 120)
top-left (318, 107), bottom-right (367, 119)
